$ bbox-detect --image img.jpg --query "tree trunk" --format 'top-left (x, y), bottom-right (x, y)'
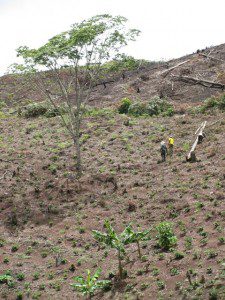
top-left (171, 75), bottom-right (225, 90)
top-left (118, 250), bottom-right (123, 279)
top-left (160, 60), bottom-right (190, 77)
top-left (137, 241), bottom-right (141, 259)
top-left (186, 121), bottom-right (207, 162)
top-left (73, 136), bottom-right (82, 177)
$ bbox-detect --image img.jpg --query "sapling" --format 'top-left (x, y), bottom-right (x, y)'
top-left (92, 220), bottom-right (131, 279)
top-left (71, 268), bottom-right (110, 299)
top-left (122, 224), bottom-right (151, 259)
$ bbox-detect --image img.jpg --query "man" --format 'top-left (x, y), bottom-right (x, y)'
top-left (160, 141), bottom-right (167, 162)
top-left (168, 135), bottom-right (174, 157)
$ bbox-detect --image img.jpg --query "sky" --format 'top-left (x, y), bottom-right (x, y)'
top-left (0, 0), bottom-right (225, 75)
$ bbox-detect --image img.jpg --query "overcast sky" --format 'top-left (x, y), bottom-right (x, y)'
top-left (0, 0), bottom-right (224, 75)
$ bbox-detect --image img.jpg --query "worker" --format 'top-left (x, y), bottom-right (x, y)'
top-left (160, 141), bottom-right (167, 162)
top-left (168, 135), bottom-right (174, 157)
top-left (198, 132), bottom-right (206, 144)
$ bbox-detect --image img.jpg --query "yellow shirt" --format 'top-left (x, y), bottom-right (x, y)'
top-left (169, 138), bottom-right (174, 145)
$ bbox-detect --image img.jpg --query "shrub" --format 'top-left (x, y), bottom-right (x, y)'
top-left (162, 107), bottom-right (174, 116)
top-left (44, 103), bottom-right (68, 118)
top-left (118, 98), bottom-right (132, 114)
top-left (147, 96), bottom-right (174, 116)
top-left (203, 97), bottom-right (219, 110)
top-left (156, 222), bottom-right (177, 250)
top-left (218, 93), bottom-right (225, 109)
top-left (21, 101), bottom-right (68, 118)
top-left (117, 95), bottom-right (174, 117)
top-left (200, 93), bottom-right (225, 112)
top-left (128, 102), bottom-right (147, 116)
top-left (22, 102), bottom-right (48, 118)
top-left (103, 55), bottom-right (147, 72)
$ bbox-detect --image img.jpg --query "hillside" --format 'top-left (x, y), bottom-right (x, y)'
top-left (0, 44), bottom-right (225, 300)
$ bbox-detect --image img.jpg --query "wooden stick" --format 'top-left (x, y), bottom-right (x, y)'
top-left (187, 121), bottom-right (207, 162)
top-left (160, 60), bottom-right (191, 78)
top-left (171, 75), bottom-right (225, 90)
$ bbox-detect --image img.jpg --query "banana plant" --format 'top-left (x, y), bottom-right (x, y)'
top-left (92, 220), bottom-right (131, 279)
top-left (123, 224), bottom-right (151, 259)
top-left (71, 268), bottom-right (110, 299)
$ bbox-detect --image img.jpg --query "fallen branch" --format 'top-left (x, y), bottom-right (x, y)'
top-left (199, 53), bottom-right (225, 63)
top-left (160, 60), bottom-right (190, 78)
top-left (171, 75), bottom-right (225, 90)
top-left (186, 121), bottom-right (207, 162)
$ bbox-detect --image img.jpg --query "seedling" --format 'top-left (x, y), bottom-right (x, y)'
top-left (174, 251), bottom-right (185, 260)
top-left (170, 268), bottom-right (179, 276)
top-left (71, 269), bottom-right (110, 299)
top-left (122, 224), bottom-right (151, 259)
top-left (0, 274), bottom-right (13, 285)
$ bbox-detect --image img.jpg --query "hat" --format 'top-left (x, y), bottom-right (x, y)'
top-left (161, 141), bottom-right (165, 145)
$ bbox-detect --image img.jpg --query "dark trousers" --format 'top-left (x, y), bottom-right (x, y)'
top-left (161, 152), bottom-right (166, 162)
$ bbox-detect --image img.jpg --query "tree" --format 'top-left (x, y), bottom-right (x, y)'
top-left (71, 268), bottom-right (110, 299)
top-left (12, 15), bottom-right (140, 176)
top-left (92, 220), bottom-right (131, 279)
top-left (123, 224), bottom-right (151, 259)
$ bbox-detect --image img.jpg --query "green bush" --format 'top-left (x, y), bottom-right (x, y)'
top-left (204, 97), bottom-right (219, 109)
top-left (128, 102), bottom-right (148, 116)
top-left (22, 102), bottom-right (48, 118)
top-left (118, 98), bottom-right (132, 114)
top-left (21, 102), bottom-right (68, 118)
top-left (218, 93), bottom-right (225, 109)
top-left (125, 97), bottom-right (174, 117)
top-left (156, 222), bottom-right (177, 250)
top-left (103, 55), bottom-right (148, 72)
top-left (147, 96), bottom-right (174, 116)
top-left (45, 103), bottom-right (68, 118)
top-left (200, 93), bottom-right (225, 113)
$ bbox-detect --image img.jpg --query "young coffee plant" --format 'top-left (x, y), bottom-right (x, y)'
top-left (0, 274), bottom-right (13, 285)
top-left (122, 224), bottom-right (151, 259)
top-left (92, 220), bottom-right (131, 279)
top-left (71, 268), bottom-right (110, 299)
top-left (155, 222), bottom-right (177, 250)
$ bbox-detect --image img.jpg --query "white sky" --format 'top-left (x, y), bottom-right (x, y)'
top-left (0, 0), bottom-right (225, 75)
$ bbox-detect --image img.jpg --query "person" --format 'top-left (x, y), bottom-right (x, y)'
top-left (168, 135), bottom-right (174, 157)
top-left (160, 141), bottom-right (167, 162)
top-left (198, 132), bottom-right (206, 144)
